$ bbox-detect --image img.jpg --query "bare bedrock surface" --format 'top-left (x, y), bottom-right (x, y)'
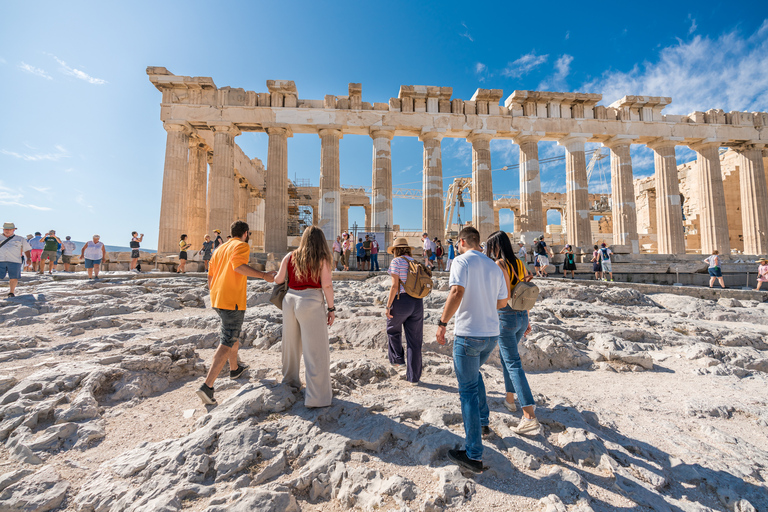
top-left (0, 273), bottom-right (767, 511)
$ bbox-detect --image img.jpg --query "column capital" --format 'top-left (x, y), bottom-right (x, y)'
top-left (732, 141), bottom-right (766, 152)
top-left (512, 131), bottom-right (544, 144)
top-left (265, 125), bottom-right (293, 137)
top-left (369, 126), bottom-right (395, 140)
top-left (646, 137), bottom-right (683, 151)
top-left (318, 127), bottom-right (343, 139)
top-left (557, 133), bottom-right (592, 147)
top-left (467, 130), bottom-right (496, 144)
top-left (187, 137), bottom-right (208, 150)
top-left (419, 128), bottom-right (446, 142)
top-left (688, 139), bottom-right (723, 152)
top-left (207, 121), bottom-right (241, 136)
top-left (602, 134), bottom-right (638, 148)
top-left (163, 120), bottom-right (193, 135)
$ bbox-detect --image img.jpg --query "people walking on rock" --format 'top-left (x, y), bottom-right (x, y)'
top-left (61, 236), bottom-right (76, 272)
top-left (517, 241), bottom-right (527, 265)
top-left (560, 244), bottom-right (577, 279)
top-left (201, 234), bottom-right (214, 271)
top-left (705, 250), bottom-right (725, 289)
top-left (1, 222), bottom-right (32, 298)
top-left (332, 235), bottom-right (343, 271)
top-left (446, 239), bottom-right (455, 272)
top-left (485, 231), bottom-right (540, 435)
top-left (213, 229), bottom-right (224, 251)
top-left (178, 234), bottom-right (191, 273)
top-left (341, 233), bottom-right (352, 271)
top-left (385, 237), bottom-right (424, 384)
top-left (435, 239), bottom-right (444, 271)
top-left (274, 225), bottom-right (335, 408)
top-left (599, 243), bottom-right (614, 282)
top-left (363, 235), bottom-right (372, 271)
top-left (23, 234), bottom-right (33, 272)
top-left (422, 233), bottom-right (435, 270)
top-left (370, 235), bottom-right (380, 271)
top-left (54, 237), bottom-right (62, 269)
top-left (436, 227), bottom-right (508, 473)
top-left (196, 221), bottom-right (276, 406)
top-left (29, 232), bottom-right (44, 274)
top-left (41, 230), bottom-right (61, 275)
top-left (591, 245), bottom-right (602, 281)
top-left (356, 237), bottom-right (366, 271)
top-left (129, 232), bottom-right (144, 272)
top-left (534, 235), bottom-right (552, 277)
top-left (81, 235), bottom-right (106, 280)
top-left (756, 258), bottom-right (768, 291)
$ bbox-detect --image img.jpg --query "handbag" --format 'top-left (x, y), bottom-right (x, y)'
top-left (269, 273), bottom-right (289, 309)
top-left (507, 260), bottom-right (539, 311)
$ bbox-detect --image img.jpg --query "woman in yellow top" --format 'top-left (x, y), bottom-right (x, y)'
top-left (485, 230), bottom-right (540, 436)
top-left (178, 234), bottom-right (191, 273)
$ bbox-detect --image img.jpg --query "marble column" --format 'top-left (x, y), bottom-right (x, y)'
top-left (364, 204), bottom-right (372, 229)
top-left (735, 145), bottom-right (768, 255)
top-left (318, 128), bottom-right (342, 243)
top-left (691, 141), bottom-right (730, 256)
top-left (265, 127), bottom-right (291, 253)
top-left (340, 205), bottom-right (349, 234)
top-left (558, 135), bottom-right (592, 249)
top-left (493, 208), bottom-right (500, 232)
top-left (604, 138), bottom-right (639, 253)
top-left (158, 121), bottom-right (191, 253)
top-left (238, 180), bottom-right (249, 222)
top-left (468, 132), bottom-right (495, 242)
top-left (515, 135), bottom-right (544, 244)
top-left (186, 140), bottom-right (208, 250)
top-left (647, 139), bottom-right (685, 254)
top-left (370, 128), bottom-right (394, 245)
top-left (247, 189), bottom-right (265, 252)
top-left (207, 122), bottom-right (240, 239)
top-left (420, 131), bottom-right (444, 238)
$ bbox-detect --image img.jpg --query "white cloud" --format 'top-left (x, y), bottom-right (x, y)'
top-left (50, 55), bottom-right (107, 85)
top-left (582, 21), bottom-right (768, 114)
top-left (75, 193), bottom-right (93, 210)
top-left (501, 51), bottom-right (548, 78)
top-left (565, 31), bottom-right (570, 40)
top-left (1, 144), bottom-right (69, 162)
top-left (19, 62), bottom-right (52, 80)
top-left (538, 54), bottom-right (573, 91)
top-left (459, 22), bottom-right (474, 42)
top-left (688, 14), bottom-right (698, 35)
top-left (0, 182), bottom-right (53, 211)
top-left (474, 62), bottom-right (489, 83)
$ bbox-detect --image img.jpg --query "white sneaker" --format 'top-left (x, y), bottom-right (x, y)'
top-left (503, 399), bottom-right (517, 412)
top-left (514, 417), bottom-right (540, 435)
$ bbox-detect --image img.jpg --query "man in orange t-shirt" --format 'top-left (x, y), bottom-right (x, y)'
top-left (196, 220), bottom-right (275, 405)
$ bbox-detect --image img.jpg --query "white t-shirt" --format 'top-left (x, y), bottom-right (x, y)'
top-left (0, 235), bottom-right (32, 264)
top-left (83, 241), bottom-right (104, 260)
top-left (61, 240), bottom-right (76, 255)
top-left (704, 255), bottom-right (719, 268)
top-left (518, 246), bottom-right (527, 260)
top-left (422, 238), bottom-right (435, 252)
top-left (448, 249), bottom-right (507, 337)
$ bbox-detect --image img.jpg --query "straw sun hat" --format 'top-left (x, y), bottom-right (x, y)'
top-left (387, 237), bottom-right (412, 254)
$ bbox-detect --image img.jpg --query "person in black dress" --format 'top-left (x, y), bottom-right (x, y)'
top-left (560, 244), bottom-right (577, 279)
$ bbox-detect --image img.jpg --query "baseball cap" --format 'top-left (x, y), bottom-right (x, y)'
top-left (35, 231), bottom-right (41, 235)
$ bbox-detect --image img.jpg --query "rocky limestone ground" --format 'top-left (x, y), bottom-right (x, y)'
top-left (0, 272), bottom-right (767, 512)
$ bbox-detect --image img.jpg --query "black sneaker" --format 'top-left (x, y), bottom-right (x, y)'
top-left (7, 292), bottom-right (14, 298)
top-left (196, 384), bottom-right (217, 405)
top-left (230, 363), bottom-right (249, 379)
top-left (482, 425), bottom-right (492, 438)
top-left (447, 449), bottom-right (483, 474)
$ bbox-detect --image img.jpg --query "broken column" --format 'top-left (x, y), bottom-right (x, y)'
top-left (265, 126), bottom-right (290, 253)
top-left (318, 128), bottom-right (342, 243)
top-left (420, 130), bottom-right (444, 238)
top-left (647, 139), bottom-right (685, 254)
top-left (515, 134), bottom-right (545, 244)
top-left (207, 122), bottom-right (240, 238)
top-left (158, 121), bottom-right (191, 253)
top-left (370, 128), bottom-right (394, 244)
top-left (186, 139), bottom-right (208, 249)
top-left (604, 137), bottom-right (639, 253)
top-left (735, 144), bottom-right (768, 255)
top-left (247, 189), bottom-right (265, 252)
top-left (691, 141), bottom-right (730, 256)
top-left (468, 131), bottom-right (495, 242)
top-left (558, 134), bottom-right (592, 249)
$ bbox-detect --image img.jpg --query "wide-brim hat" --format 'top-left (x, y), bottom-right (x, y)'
top-left (213, 229), bottom-right (221, 233)
top-left (387, 237), bottom-right (412, 254)
top-left (2, 222), bottom-right (16, 229)
top-left (759, 258), bottom-right (768, 263)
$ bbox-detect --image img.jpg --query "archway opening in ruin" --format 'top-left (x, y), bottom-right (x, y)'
top-left (546, 209), bottom-right (563, 242)
top-left (499, 209), bottom-right (516, 234)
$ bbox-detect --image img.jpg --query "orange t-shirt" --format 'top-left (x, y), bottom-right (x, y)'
top-left (208, 239), bottom-right (250, 310)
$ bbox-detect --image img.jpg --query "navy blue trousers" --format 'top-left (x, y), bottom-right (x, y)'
top-left (386, 293), bottom-right (423, 382)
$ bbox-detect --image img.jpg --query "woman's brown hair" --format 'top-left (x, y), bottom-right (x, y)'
top-left (393, 246), bottom-right (412, 258)
top-left (292, 226), bottom-right (332, 282)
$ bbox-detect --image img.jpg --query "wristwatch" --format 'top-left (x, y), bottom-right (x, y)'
top-left (437, 319), bottom-right (448, 327)
top-left (327, 307), bottom-right (336, 312)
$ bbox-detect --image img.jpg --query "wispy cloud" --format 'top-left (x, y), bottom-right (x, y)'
top-left (19, 62), bottom-right (52, 80)
top-left (1, 144), bottom-right (69, 162)
top-left (475, 62), bottom-right (489, 82)
top-left (688, 14), bottom-right (698, 35)
top-left (501, 51), bottom-right (548, 78)
top-left (50, 55), bottom-right (107, 85)
top-left (75, 192), bottom-right (93, 210)
top-left (30, 186), bottom-right (52, 194)
top-left (459, 22), bottom-right (474, 42)
top-left (538, 54), bottom-right (573, 91)
top-left (582, 21), bottom-right (768, 114)
top-left (0, 182), bottom-right (53, 211)
top-left (398, 165), bottom-right (414, 175)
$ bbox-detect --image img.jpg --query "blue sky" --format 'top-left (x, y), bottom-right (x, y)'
top-left (1, 1), bottom-right (766, 249)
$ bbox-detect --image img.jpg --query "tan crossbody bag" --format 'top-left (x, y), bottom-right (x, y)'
top-left (507, 260), bottom-right (539, 311)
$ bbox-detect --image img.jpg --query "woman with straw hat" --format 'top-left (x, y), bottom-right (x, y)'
top-left (757, 258), bottom-right (768, 291)
top-left (384, 237), bottom-right (423, 384)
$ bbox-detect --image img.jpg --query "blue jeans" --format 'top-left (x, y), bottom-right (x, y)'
top-left (498, 307), bottom-right (535, 408)
top-left (370, 254), bottom-right (379, 271)
top-left (453, 335), bottom-right (497, 460)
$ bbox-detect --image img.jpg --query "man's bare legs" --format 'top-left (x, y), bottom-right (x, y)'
top-left (204, 341), bottom-right (240, 388)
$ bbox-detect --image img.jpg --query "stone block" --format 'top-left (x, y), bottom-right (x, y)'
top-left (373, 102), bottom-right (388, 110)
top-left (438, 99), bottom-right (451, 113)
top-left (336, 97), bottom-right (350, 110)
top-left (401, 97), bottom-right (414, 113)
top-left (476, 101), bottom-right (489, 115)
top-left (464, 101), bottom-right (476, 115)
top-left (611, 244), bottom-right (632, 254)
top-left (388, 98), bottom-right (401, 111)
top-left (270, 92), bottom-right (283, 107)
top-left (451, 99), bottom-right (463, 114)
top-left (414, 98), bottom-right (427, 112)
top-left (283, 94), bottom-right (297, 108)
top-left (689, 111), bottom-right (706, 123)
top-left (361, 101), bottom-right (371, 110)
top-left (426, 97), bottom-right (439, 113)
top-left (324, 95), bottom-right (336, 109)
top-left (257, 93), bottom-right (270, 107)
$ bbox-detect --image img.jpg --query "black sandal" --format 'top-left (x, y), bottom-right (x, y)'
top-left (7, 292), bottom-right (15, 298)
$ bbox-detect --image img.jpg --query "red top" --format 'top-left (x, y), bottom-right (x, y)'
top-left (287, 254), bottom-right (322, 290)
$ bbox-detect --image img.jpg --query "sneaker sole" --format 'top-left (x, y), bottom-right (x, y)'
top-left (447, 452), bottom-right (483, 474)
top-left (503, 400), bottom-right (517, 412)
top-left (195, 389), bottom-right (217, 405)
top-left (514, 423), bottom-right (541, 436)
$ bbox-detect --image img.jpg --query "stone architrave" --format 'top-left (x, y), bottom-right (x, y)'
top-left (370, 128), bottom-right (394, 245)
top-left (247, 189), bottom-right (265, 251)
top-left (514, 134), bottom-right (544, 244)
top-left (647, 139), bottom-right (685, 255)
top-left (420, 129), bottom-right (444, 238)
top-left (558, 134), bottom-right (592, 249)
top-left (691, 141), bottom-right (730, 256)
top-left (468, 131), bottom-right (495, 242)
top-left (604, 136), bottom-right (639, 253)
top-left (207, 122), bottom-right (240, 239)
top-left (158, 121), bottom-right (191, 253)
top-left (265, 126), bottom-right (291, 253)
top-left (186, 140), bottom-right (208, 249)
top-left (735, 144), bottom-right (768, 255)
top-left (318, 128), bottom-right (342, 243)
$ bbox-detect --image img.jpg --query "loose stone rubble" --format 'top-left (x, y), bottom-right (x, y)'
top-left (0, 272), bottom-right (767, 511)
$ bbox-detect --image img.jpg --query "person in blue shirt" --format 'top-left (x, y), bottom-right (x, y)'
top-left (356, 238), bottom-right (367, 271)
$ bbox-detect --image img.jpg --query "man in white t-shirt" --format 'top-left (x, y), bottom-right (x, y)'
top-left (421, 232), bottom-right (435, 269)
top-left (1, 222), bottom-right (32, 297)
top-left (599, 243), bottom-right (613, 281)
top-left (436, 226), bottom-right (507, 473)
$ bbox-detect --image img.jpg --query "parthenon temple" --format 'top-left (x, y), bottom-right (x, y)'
top-left (148, 67), bottom-right (768, 259)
